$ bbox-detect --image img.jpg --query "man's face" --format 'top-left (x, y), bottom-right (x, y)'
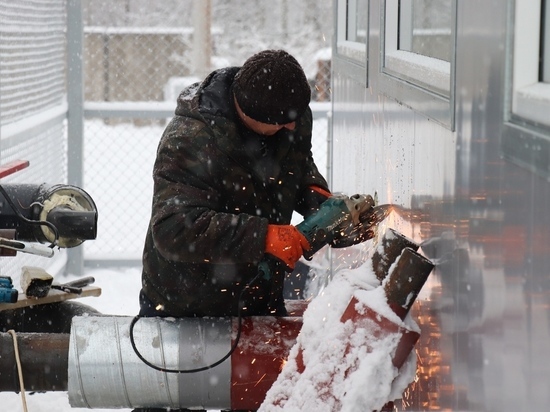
top-left (234, 97), bottom-right (296, 136)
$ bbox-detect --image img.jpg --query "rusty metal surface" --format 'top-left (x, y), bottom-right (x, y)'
top-left (0, 332), bottom-right (69, 391)
top-left (384, 247), bottom-right (435, 318)
top-left (371, 228), bottom-right (420, 282)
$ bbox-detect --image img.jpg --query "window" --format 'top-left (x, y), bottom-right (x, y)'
top-left (377, 0), bottom-right (456, 130)
top-left (398, 0), bottom-right (452, 62)
top-left (335, 0), bottom-right (369, 85)
top-left (509, 0), bottom-right (550, 126)
top-left (347, 0), bottom-right (368, 44)
top-left (502, 0), bottom-right (550, 179)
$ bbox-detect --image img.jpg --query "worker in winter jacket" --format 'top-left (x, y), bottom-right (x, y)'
top-left (139, 50), bottom-right (332, 322)
top-left (134, 50), bottom-right (376, 412)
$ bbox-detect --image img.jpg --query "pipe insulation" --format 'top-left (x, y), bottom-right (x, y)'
top-left (68, 315), bottom-right (302, 410)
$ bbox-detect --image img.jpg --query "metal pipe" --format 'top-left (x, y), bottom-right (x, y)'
top-left (371, 228), bottom-right (419, 282)
top-left (341, 246), bottom-right (434, 370)
top-left (0, 183), bottom-right (97, 247)
top-left (384, 247), bottom-right (435, 319)
top-left (0, 332), bottom-right (69, 392)
top-left (68, 315), bottom-right (303, 410)
top-left (277, 232), bottom-right (435, 411)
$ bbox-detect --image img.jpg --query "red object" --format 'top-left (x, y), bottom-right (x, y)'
top-left (231, 316), bottom-right (303, 410)
top-left (309, 184), bottom-right (332, 199)
top-left (294, 297), bottom-right (419, 376)
top-left (230, 294), bottom-right (420, 410)
top-left (265, 224), bottom-right (310, 269)
top-left (0, 159), bottom-right (29, 179)
top-left (340, 296), bottom-right (420, 368)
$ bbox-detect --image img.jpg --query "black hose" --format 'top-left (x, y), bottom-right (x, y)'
top-left (129, 271), bottom-right (261, 374)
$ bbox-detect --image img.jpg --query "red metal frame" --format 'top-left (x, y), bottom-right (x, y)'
top-left (0, 160), bottom-right (29, 179)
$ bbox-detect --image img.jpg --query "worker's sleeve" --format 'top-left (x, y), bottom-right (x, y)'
top-left (149, 121), bottom-right (268, 265)
top-left (293, 109), bottom-right (332, 217)
top-left (295, 184), bottom-right (331, 218)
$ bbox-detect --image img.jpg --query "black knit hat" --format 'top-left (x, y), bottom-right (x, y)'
top-left (233, 50), bottom-right (311, 124)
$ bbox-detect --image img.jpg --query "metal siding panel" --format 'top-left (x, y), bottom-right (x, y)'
top-left (332, 0), bottom-right (550, 410)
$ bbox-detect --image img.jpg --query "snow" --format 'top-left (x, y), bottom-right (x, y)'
top-left (259, 253), bottom-right (417, 412)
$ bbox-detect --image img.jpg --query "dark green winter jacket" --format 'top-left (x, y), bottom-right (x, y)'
top-left (141, 67), bottom-right (329, 317)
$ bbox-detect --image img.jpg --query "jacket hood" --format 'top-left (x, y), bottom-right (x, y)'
top-left (174, 67), bottom-right (240, 121)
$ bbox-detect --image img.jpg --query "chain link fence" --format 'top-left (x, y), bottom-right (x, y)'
top-left (0, 0), bottom-right (68, 278)
top-left (82, 0), bottom-right (333, 264)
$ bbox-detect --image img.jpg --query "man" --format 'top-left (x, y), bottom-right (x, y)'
top-left (140, 50), bottom-right (331, 322)
top-left (135, 50), bottom-right (371, 412)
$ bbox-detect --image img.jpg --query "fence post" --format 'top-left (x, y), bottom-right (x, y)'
top-left (66, 0), bottom-right (85, 276)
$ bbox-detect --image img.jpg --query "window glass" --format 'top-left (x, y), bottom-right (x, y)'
top-left (398, 0), bottom-right (452, 62)
top-left (336, 0), bottom-right (368, 73)
top-left (348, 0), bottom-right (368, 43)
top-left (379, 0), bottom-right (455, 129)
top-left (502, 0), bottom-right (550, 180)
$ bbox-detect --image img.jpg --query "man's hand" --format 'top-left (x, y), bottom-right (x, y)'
top-left (264, 224), bottom-right (311, 271)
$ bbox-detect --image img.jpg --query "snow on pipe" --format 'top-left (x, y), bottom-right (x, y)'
top-left (292, 248), bottom-right (433, 371)
top-left (339, 247), bottom-right (434, 369)
top-left (265, 232), bottom-right (434, 411)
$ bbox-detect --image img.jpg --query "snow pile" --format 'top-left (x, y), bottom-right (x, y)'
top-left (259, 260), bottom-right (418, 412)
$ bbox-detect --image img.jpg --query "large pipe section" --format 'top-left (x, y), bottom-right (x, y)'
top-left (0, 332), bottom-right (69, 391)
top-left (68, 315), bottom-right (302, 410)
top-left (0, 229), bottom-right (434, 411)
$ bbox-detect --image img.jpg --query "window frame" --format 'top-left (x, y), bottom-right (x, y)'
top-left (543, 0), bottom-right (550, 82)
top-left (502, 0), bottom-right (550, 180)
top-left (335, 0), bottom-right (369, 86)
top-left (377, 0), bottom-right (457, 130)
top-left (509, 0), bottom-right (550, 126)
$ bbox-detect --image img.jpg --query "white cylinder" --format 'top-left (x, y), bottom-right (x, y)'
top-left (68, 315), bottom-right (232, 409)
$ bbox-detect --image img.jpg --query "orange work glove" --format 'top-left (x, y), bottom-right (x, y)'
top-left (264, 224), bottom-right (311, 270)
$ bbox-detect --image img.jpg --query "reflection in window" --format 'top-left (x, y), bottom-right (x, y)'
top-left (542, 0), bottom-right (549, 82)
top-left (502, 0), bottom-right (550, 180)
top-left (346, 0), bottom-right (368, 43)
top-left (398, 0), bottom-right (452, 62)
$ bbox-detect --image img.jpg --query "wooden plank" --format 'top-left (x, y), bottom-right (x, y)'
top-left (0, 285), bottom-right (101, 311)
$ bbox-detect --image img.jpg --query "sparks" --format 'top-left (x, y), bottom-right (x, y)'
top-left (254, 373), bottom-right (267, 387)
